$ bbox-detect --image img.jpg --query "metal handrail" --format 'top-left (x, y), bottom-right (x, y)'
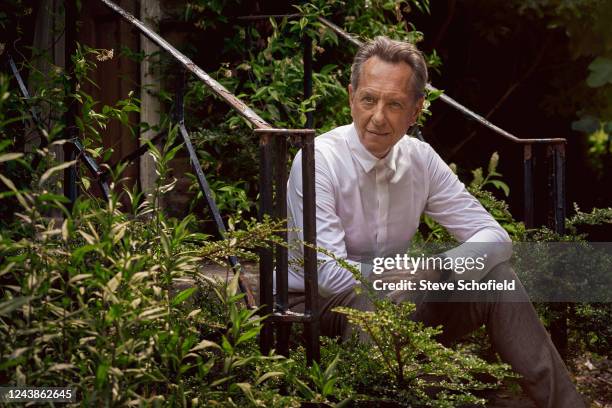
top-left (99, 0), bottom-right (320, 362)
top-left (315, 15), bottom-right (566, 231)
top-left (100, 0), bottom-right (269, 130)
top-left (316, 17), bottom-right (566, 146)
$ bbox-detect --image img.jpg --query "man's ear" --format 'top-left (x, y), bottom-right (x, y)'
top-left (411, 96), bottom-right (425, 124)
top-left (348, 84), bottom-right (354, 109)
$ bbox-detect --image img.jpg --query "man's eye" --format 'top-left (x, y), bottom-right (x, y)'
top-left (362, 96), bottom-right (375, 104)
top-left (390, 102), bottom-right (403, 109)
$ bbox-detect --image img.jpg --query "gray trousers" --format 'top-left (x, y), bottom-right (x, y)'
top-left (289, 262), bottom-right (585, 408)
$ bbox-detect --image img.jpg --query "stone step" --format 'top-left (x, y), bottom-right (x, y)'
top-left (172, 261), bottom-right (260, 303)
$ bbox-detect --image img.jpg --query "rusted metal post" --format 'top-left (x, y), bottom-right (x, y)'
top-left (553, 143), bottom-right (566, 234)
top-left (259, 131), bottom-right (275, 355)
top-left (523, 144), bottom-right (534, 228)
top-left (255, 129), bottom-right (319, 361)
top-left (546, 143), bottom-right (566, 233)
top-left (301, 131), bottom-right (320, 363)
top-left (64, 0), bottom-right (78, 208)
top-left (303, 35), bottom-right (313, 128)
top-left (274, 136), bottom-right (290, 356)
top-left (546, 142), bottom-right (568, 358)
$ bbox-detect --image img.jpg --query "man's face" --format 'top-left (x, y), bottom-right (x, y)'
top-left (349, 56), bottom-right (424, 159)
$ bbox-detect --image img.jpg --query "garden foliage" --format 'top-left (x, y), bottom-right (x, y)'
top-left (0, 46), bottom-right (515, 406)
top-left (2, 0), bottom-right (612, 406)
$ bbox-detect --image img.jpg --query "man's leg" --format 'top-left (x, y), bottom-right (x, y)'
top-left (412, 262), bottom-right (585, 408)
top-left (289, 289), bottom-right (375, 341)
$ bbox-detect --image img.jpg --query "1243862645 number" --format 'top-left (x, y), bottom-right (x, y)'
top-left (0, 387), bottom-right (76, 402)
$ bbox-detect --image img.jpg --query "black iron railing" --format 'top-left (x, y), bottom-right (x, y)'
top-left (98, 0), bottom-right (321, 363)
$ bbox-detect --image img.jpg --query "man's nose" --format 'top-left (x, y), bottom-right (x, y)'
top-left (371, 102), bottom-right (386, 126)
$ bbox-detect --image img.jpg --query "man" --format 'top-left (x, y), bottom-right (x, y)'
top-left (285, 36), bottom-right (585, 407)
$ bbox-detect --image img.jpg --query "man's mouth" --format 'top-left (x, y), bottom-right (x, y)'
top-left (366, 129), bottom-right (389, 136)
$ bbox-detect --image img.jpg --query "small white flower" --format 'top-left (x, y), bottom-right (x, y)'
top-left (96, 49), bottom-right (114, 61)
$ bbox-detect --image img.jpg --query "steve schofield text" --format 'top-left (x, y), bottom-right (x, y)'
top-left (372, 278), bottom-right (516, 291)
top-left (370, 254), bottom-right (516, 292)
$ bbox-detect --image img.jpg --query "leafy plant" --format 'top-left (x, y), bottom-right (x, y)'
top-left (468, 151), bottom-right (509, 197)
top-left (417, 151), bottom-right (524, 244)
top-left (333, 300), bottom-right (514, 407)
top-left (0, 74), bottom-right (296, 405)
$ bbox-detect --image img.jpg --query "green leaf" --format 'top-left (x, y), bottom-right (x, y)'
top-left (226, 270), bottom-right (240, 298)
top-left (210, 375), bottom-right (234, 387)
top-left (190, 339), bottom-right (221, 352)
top-left (323, 353), bottom-right (340, 379)
top-left (235, 327), bottom-right (259, 346)
top-left (96, 361), bottom-right (109, 388)
top-left (171, 287), bottom-right (197, 306)
top-left (320, 64), bottom-right (337, 76)
top-left (0, 296), bottom-right (32, 316)
top-left (488, 152), bottom-right (499, 174)
top-left (221, 335), bottom-right (233, 354)
top-left (572, 116), bottom-right (600, 134)
top-left (38, 193), bottom-right (71, 203)
top-left (489, 180), bottom-right (510, 197)
top-left (292, 377), bottom-right (315, 399)
top-left (0, 356), bottom-right (26, 371)
top-left (39, 160), bottom-right (77, 186)
top-left (0, 173), bottom-right (28, 209)
top-left (200, 358), bottom-right (215, 376)
top-left (69, 274), bottom-right (92, 284)
top-left (234, 383), bottom-right (258, 406)
top-left (255, 371), bottom-right (284, 385)
top-left (587, 57), bottom-right (612, 88)
top-left (71, 244), bottom-right (99, 263)
top-left (106, 271), bottom-right (122, 293)
top-left (322, 379), bottom-right (338, 397)
top-left (0, 152), bottom-right (23, 163)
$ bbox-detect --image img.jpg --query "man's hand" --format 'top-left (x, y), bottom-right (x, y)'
top-left (414, 266), bottom-right (443, 283)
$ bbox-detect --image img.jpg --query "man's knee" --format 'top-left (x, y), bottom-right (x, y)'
top-left (487, 261), bottom-right (517, 280)
top-left (318, 288), bottom-right (375, 340)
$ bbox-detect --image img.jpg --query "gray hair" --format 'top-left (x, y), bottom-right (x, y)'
top-left (350, 36), bottom-right (428, 100)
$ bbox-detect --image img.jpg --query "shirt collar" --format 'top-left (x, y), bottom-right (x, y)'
top-left (347, 123), bottom-right (398, 174)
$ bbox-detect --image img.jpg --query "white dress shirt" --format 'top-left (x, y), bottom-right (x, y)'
top-left (287, 123), bottom-right (512, 297)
